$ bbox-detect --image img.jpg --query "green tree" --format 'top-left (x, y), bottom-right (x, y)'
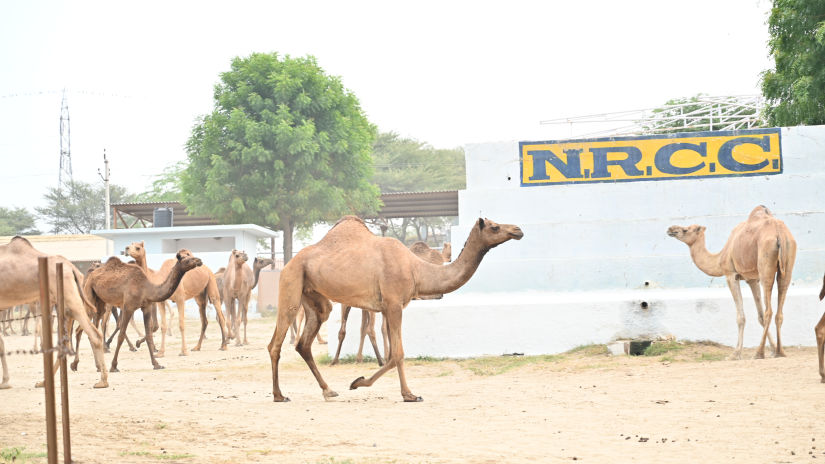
top-left (370, 132), bottom-right (465, 244)
top-left (134, 161), bottom-right (185, 202)
top-left (36, 180), bottom-right (134, 234)
top-left (638, 94), bottom-right (763, 134)
top-left (181, 52), bottom-right (380, 261)
top-left (0, 207), bottom-right (40, 235)
top-left (761, 0), bottom-right (825, 126)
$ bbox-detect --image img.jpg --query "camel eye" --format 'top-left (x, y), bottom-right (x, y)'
top-left (491, 226), bottom-right (500, 232)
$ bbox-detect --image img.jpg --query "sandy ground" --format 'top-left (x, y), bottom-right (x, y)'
top-left (1, 317), bottom-right (824, 464)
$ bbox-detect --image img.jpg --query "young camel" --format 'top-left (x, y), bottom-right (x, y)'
top-left (84, 253), bottom-right (202, 372)
top-left (0, 236), bottom-right (107, 389)
top-left (816, 273), bottom-right (825, 383)
top-left (331, 241), bottom-right (453, 366)
top-left (126, 243), bottom-right (229, 355)
top-left (268, 216), bottom-right (523, 402)
top-left (223, 252), bottom-right (273, 346)
top-left (667, 205), bottom-right (796, 360)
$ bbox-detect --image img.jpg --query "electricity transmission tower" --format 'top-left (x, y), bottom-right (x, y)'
top-left (59, 89), bottom-right (72, 190)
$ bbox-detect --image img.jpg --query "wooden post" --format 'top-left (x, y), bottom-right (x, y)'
top-left (38, 257), bottom-right (58, 464)
top-left (55, 263), bottom-right (71, 464)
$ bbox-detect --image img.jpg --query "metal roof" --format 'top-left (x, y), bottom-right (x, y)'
top-left (110, 190), bottom-right (458, 227)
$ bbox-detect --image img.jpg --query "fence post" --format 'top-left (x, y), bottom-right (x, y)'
top-left (38, 257), bottom-right (58, 464)
top-left (55, 263), bottom-right (71, 464)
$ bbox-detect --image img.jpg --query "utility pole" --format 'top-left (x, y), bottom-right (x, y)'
top-left (98, 150), bottom-right (111, 230)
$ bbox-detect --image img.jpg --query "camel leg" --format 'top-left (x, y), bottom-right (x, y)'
top-left (774, 273), bottom-right (791, 358)
top-left (175, 299), bottom-right (188, 356)
top-left (724, 275), bottom-right (746, 360)
top-left (295, 293), bottom-right (337, 400)
top-left (381, 314), bottom-right (389, 360)
top-left (365, 311), bottom-right (384, 366)
top-left (268, 293), bottom-right (302, 402)
top-left (241, 296), bottom-right (250, 345)
top-left (109, 308), bottom-right (136, 373)
top-left (157, 301), bottom-right (168, 357)
top-left (71, 324), bottom-right (83, 371)
top-left (356, 310), bottom-right (370, 362)
top-left (755, 273), bottom-right (776, 359)
top-left (192, 295), bottom-right (208, 352)
top-left (290, 307), bottom-right (305, 345)
top-left (815, 310), bottom-right (825, 383)
top-left (331, 305), bottom-right (351, 365)
top-left (746, 280), bottom-right (776, 354)
top-left (21, 305), bottom-right (31, 336)
top-left (140, 307), bottom-right (164, 369)
top-left (0, 333), bottom-right (10, 389)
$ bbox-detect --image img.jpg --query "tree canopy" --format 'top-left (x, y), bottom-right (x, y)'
top-left (36, 180), bottom-right (133, 234)
top-left (761, 0), bottom-right (825, 126)
top-left (181, 52), bottom-right (379, 261)
top-left (371, 132), bottom-right (465, 193)
top-left (0, 206), bottom-right (40, 236)
top-left (134, 161), bottom-right (185, 202)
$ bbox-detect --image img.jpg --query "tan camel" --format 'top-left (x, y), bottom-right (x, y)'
top-left (223, 252), bottom-right (272, 346)
top-left (84, 252), bottom-right (202, 372)
top-left (126, 243), bottom-right (229, 355)
top-left (815, 273), bottom-right (825, 383)
top-left (268, 216), bottom-right (523, 402)
top-left (667, 205), bottom-right (796, 360)
top-left (0, 236), bottom-right (107, 389)
top-left (331, 241), bottom-right (453, 366)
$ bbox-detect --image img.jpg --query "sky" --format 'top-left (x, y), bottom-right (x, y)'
top-left (0, 0), bottom-right (774, 217)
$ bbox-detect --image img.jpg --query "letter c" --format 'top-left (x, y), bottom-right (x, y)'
top-left (717, 136), bottom-right (771, 172)
top-left (654, 142), bottom-right (707, 175)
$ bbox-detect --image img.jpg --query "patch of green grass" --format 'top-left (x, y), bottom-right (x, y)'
top-left (643, 341), bottom-right (684, 356)
top-left (155, 422), bottom-right (168, 430)
top-left (322, 354), bottom-right (380, 365)
top-left (407, 355), bottom-right (448, 364)
top-left (459, 354), bottom-right (562, 376)
top-left (314, 459), bottom-right (357, 464)
top-left (659, 355), bottom-right (677, 363)
top-left (436, 369), bottom-right (453, 377)
top-left (566, 344), bottom-right (609, 356)
top-left (696, 352), bottom-right (726, 362)
top-left (315, 353), bottom-right (333, 365)
top-left (1, 447), bottom-right (47, 464)
top-left (119, 450), bottom-right (194, 461)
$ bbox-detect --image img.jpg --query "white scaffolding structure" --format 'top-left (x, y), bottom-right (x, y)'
top-left (540, 95), bottom-right (765, 139)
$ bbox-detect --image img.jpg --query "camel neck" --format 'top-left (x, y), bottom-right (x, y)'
top-left (149, 262), bottom-right (187, 302)
top-left (688, 235), bottom-right (724, 277)
top-left (252, 266), bottom-right (264, 290)
top-left (414, 228), bottom-right (488, 296)
top-left (233, 263), bottom-right (244, 293)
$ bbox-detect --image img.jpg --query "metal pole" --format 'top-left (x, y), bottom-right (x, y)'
top-left (38, 257), bottom-right (58, 464)
top-left (55, 263), bottom-right (71, 464)
top-left (270, 237), bottom-right (275, 270)
top-left (104, 151), bottom-right (110, 230)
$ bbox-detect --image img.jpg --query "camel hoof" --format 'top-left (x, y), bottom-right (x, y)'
top-left (155, 352), bottom-right (164, 359)
top-left (219, 345), bottom-right (228, 351)
top-left (110, 367), bottom-right (119, 373)
top-left (93, 381), bottom-right (109, 389)
top-left (330, 360), bottom-right (339, 366)
top-left (349, 376), bottom-right (365, 390)
top-left (726, 352), bottom-right (742, 361)
top-left (153, 365), bottom-right (165, 370)
top-left (754, 352), bottom-right (765, 360)
top-left (70, 361), bottom-right (78, 372)
top-left (129, 346), bottom-right (138, 352)
top-left (191, 347), bottom-right (201, 352)
top-left (273, 396), bottom-right (291, 402)
top-left (403, 395), bottom-right (424, 402)
top-left (179, 352), bottom-right (188, 357)
top-left (136, 339), bottom-right (144, 348)
top-left (0, 383), bottom-right (10, 390)
top-left (774, 351), bottom-right (787, 358)
top-left (323, 390), bottom-right (339, 400)
top-left (35, 380), bottom-right (44, 388)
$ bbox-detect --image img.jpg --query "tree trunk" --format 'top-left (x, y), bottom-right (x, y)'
top-left (283, 218), bottom-right (294, 264)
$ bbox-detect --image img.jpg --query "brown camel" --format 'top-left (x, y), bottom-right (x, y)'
top-left (126, 243), bottom-right (229, 355)
top-left (667, 205), bottom-right (796, 360)
top-left (223, 252), bottom-right (272, 346)
top-left (331, 241), bottom-right (453, 366)
top-left (0, 236), bottom-right (107, 389)
top-left (268, 216), bottom-right (523, 402)
top-left (84, 252), bottom-right (202, 372)
top-left (815, 273), bottom-right (825, 383)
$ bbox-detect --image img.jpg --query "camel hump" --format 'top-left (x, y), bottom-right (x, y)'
top-left (409, 241), bottom-right (431, 254)
top-left (330, 215), bottom-right (367, 230)
top-left (748, 205), bottom-right (773, 220)
top-left (9, 236), bottom-right (33, 247)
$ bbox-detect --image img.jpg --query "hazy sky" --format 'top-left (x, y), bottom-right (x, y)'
top-left (0, 0), bottom-right (773, 215)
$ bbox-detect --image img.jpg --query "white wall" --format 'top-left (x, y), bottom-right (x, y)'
top-left (331, 126), bottom-right (825, 359)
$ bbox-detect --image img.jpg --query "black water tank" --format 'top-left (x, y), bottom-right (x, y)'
top-left (153, 207), bottom-right (173, 227)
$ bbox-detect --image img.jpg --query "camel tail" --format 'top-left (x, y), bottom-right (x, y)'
top-left (776, 237), bottom-right (785, 276)
top-left (204, 275), bottom-right (222, 309)
top-left (72, 268), bottom-right (97, 316)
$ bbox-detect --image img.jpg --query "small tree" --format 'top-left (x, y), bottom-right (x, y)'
top-left (761, 0), bottom-right (825, 126)
top-left (37, 180), bottom-right (133, 234)
top-left (134, 161), bottom-right (185, 202)
top-left (181, 52), bottom-right (380, 261)
top-left (0, 207), bottom-right (40, 235)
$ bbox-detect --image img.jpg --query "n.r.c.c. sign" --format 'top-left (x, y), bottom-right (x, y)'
top-left (520, 128), bottom-right (781, 186)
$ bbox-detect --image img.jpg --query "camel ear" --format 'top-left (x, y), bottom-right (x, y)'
top-left (176, 252), bottom-right (182, 260)
top-left (477, 218), bottom-right (485, 230)
top-left (699, 226), bottom-right (706, 233)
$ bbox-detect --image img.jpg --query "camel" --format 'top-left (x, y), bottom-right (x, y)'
top-left (816, 273), bottom-right (825, 382)
top-left (84, 252), bottom-right (202, 372)
top-left (0, 236), bottom-right (107, 389)
top-left (222, 252), bottom-right (272, 346)
top-left (268, 216), bottom-right (523, 402)
top-left (331, 241), bottom-right (453, 366)
top-left (126, 243), bottom-right (229, 355)
top-left (667, 205), bottom-right (796, 360)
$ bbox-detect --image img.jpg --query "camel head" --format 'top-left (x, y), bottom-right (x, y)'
top-left (476, 218), bottom-right (523, 249)
top-left (124, 241), bottom-right (146, 260)
top-left (667, 224), bottom-right (706, 245)
top-left (175, 249), bottom-right (194, 260)
top-left (177, 255), bottom-right (203, 272)
top-left (442, 243), bottom-right (452, 262)
top-left (230, 249), bottom-right (248, 265)
top-left (253, 257), bottom-right (274, 271)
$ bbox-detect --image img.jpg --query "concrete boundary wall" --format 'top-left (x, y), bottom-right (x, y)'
top-left (331, 126), bottom-right (825, 358)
